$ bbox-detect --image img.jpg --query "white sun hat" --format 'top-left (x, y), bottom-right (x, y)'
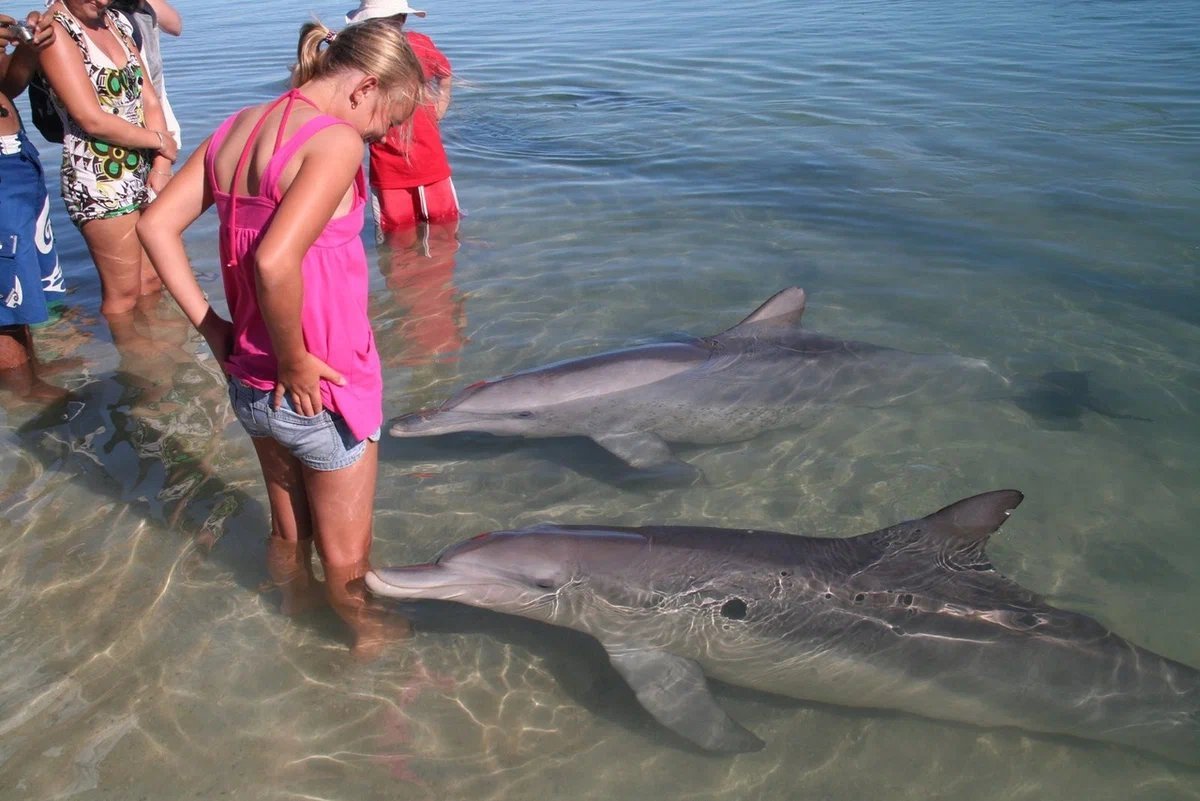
top-left (345, 0), bottom-right (427, 23)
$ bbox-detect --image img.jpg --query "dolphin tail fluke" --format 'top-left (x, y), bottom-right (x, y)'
top-left (605, 646), bottom-right (765, 754)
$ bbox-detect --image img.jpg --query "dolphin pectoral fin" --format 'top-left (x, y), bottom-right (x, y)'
top-left (613, 459), bottom-right (704, 490)
top-left (591, 432), bottom-right (703, 487)
top-left (605, 646), bottom-right (765, 754)
top-left (591, 431), bottom-right (676, 470)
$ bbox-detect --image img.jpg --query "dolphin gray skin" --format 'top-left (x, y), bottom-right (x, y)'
top-left (388, 288), bottom-right (1010, 478)
top-left (367, 491), bottom-right (1200, 765)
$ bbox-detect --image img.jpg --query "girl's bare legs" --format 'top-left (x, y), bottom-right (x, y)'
top-left (302, 441), bottom-right (410, 658)
top-left (80, 211), bottom-right (162, 317)
top-left (251, 437), bottom-right (325, 616)
top-left (252, 437), bottom-right (404, 655)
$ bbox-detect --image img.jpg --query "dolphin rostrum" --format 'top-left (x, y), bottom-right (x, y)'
top-left (388, 288), bottom-right (1012, 480)
top-left (367, 491), bottom-right (1199, 764)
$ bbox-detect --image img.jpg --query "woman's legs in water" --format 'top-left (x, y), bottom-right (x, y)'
top-left (79, 211), bottom-right (162, 316)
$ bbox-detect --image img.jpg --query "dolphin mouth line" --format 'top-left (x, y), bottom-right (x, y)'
top-left (366, 567), bottom-right (552, 604)
top-left (391, 410), bottom-right (439, 425)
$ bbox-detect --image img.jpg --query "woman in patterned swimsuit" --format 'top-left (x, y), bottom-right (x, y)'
top-left (39, 0), bottom-right (178, 316)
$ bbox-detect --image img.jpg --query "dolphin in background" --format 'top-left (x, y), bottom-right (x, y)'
top-left (368, 491), bottom-right (1200, 765)
top-left (389, 289), bottom-right (1138, 481)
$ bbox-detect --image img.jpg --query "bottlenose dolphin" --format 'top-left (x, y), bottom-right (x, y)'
top-left (368, 491), bottom-right (1200, 765)
top-left (388, 288), bottom-right (1012, 479)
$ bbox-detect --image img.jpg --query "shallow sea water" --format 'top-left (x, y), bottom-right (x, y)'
top-left (1, 0), bottom-right (1198, 798)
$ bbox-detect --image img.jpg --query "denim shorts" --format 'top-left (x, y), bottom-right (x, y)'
top-left (227, 377), bottom-right (380, 471)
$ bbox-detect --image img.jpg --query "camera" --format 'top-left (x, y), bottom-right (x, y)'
top-left (5, 22), bottom-right (35, 44)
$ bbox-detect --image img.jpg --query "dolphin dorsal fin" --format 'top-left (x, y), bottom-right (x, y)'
top-left (718, 287), bottom-right (807, 336)
top-left (916, 490), bottom-right (1024, 547)
top-left (863, 491), bottom-right (1024, 571)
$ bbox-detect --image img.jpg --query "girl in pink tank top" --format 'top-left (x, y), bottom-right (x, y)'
top-left (138, 19), bottom-right (426, 658)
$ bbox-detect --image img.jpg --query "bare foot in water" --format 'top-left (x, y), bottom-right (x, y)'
top-left (265, 537), bottom-right (327, 616)
top-left (279, 580), bottom-right (328, 617)
top-left (349, 613), bottom-right (413, 662)
top-left (325, 561), bottom-right (414, 661)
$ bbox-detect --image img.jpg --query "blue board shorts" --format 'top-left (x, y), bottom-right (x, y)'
top-left (0, 130), bottom-right (65, 327)
top-left (227, 376), bottom-right (380, 471)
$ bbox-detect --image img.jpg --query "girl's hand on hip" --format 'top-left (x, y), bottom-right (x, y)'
top-left (274, 354), bottom-right (346, 416)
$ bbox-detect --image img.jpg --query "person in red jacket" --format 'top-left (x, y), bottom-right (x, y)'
top-left (346, 0), bottom-right (459, 237)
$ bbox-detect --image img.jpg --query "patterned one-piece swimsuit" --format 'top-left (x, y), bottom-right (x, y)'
top-left (50, 9), bottom-right (150, 226)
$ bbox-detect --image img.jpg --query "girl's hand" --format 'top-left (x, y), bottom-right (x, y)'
top-left (273, 353), bottom-right (345, 416)
top-left (197, 311), bottom-right (234, 372)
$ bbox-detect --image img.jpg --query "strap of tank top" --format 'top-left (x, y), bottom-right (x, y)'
top-left (224, 89), bottom-right (317, 267)
top-left (205, 114), bottom-right (238, 180)
top-left (258, 115), bottom-right (359, 203)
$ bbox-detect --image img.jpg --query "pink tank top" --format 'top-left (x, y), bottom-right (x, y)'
top-left (207, 90), bottom-right (382, 440)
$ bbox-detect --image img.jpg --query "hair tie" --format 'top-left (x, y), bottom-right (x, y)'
top-left (323, 31), bottom-right (337, 44)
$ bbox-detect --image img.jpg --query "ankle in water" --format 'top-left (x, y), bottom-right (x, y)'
top-left (265, 536), bottom-right (325, 616)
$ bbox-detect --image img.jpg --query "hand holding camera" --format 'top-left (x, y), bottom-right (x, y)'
top-left (4, 22), bottom-right (33, 44)
top-left (3, 12), bottom-right (56, 51)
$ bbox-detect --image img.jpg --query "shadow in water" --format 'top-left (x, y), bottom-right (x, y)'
top-left (2, 296), bottom-right (351, 645)
top-left (385, 598), bottom-right (708, 752)
top-left (1014, 370), bottom-right (1153, 431)
top-left (380, 431), bottom-right (703, 491)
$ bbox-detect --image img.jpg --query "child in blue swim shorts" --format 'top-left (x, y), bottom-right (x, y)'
top-left (1, 12), bottom-right (67, 393)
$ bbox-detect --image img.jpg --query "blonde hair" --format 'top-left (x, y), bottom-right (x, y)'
top-left (293, 19), bottom-right (426, 108)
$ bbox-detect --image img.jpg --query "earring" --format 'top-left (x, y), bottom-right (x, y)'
top-left (351, 99), bottom-right (359, 109)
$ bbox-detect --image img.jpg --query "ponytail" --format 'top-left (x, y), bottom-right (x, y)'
top-left (293, 22), bottom-right (333, 87)
top-left (291, 18), bottom-right (426, 108)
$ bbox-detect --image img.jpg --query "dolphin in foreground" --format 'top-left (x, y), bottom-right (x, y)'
top-left (368, 491), bottom-right (1200, 765)
top-left (389, 288), bottom-right (1014, 480)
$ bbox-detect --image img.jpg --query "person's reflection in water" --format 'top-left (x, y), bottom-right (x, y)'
top-left (96, 294), bottom-right (245, 545)
top-left (103, 293), bottom-right (197, 411)
top-left (373, 221), bottom-right (466, 395)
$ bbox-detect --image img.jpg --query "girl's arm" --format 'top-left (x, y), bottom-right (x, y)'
top-left (37, 10), bottom-right (177, 161)
top-left (136, 136), bottom-right (231, 364)
top-left (143, 0), bottom-right (181, 37)
top-left (253, 123), bottom-right (364, 416)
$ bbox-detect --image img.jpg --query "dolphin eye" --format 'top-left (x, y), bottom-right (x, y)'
top-left (534, 579), bottom-right (556, 590)
top-left (516, 411), bottom-right (535, 418)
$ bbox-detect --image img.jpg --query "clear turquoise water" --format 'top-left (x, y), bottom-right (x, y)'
top-left (1, 0), bottom-right (1198, 798)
